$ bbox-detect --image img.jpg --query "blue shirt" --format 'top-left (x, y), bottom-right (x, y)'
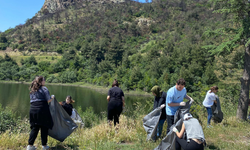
top-left (30, 86), bottom-right (51, 103)
top-left (166, 86), bottom-right (187, 115)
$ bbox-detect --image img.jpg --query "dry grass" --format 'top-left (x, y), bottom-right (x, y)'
top-left (0, 107), bottom-right (250, 150)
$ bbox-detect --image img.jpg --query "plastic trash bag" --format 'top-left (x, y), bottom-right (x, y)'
top-left (48, 98), bottom-right (78, 142)
top-left (143, 106), bottom-right (163, 141)
top-left (154, 101), bottom-right (192, 150)
top-left (71, 108), bottom-right (84, 127)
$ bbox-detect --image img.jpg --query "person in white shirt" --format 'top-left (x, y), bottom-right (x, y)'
top-left (202, 86), bottom-right (219, 126)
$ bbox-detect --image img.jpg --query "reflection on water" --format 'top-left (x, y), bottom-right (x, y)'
top-left (0, 83), bottom-right (152, 118)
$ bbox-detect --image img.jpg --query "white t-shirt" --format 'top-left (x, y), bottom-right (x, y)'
top-left (203, 90), bottom-right (216, 107)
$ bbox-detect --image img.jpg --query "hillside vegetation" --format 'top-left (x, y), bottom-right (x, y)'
top-left (0, 0), bottom-right (243, 97)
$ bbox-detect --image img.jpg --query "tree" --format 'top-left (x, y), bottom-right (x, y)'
top-left (203, 0), bottom-right (250, 120)
top-left (0, 35), bottom-right (7, 43)
top-left (33, 28), bottom-right (41, 43)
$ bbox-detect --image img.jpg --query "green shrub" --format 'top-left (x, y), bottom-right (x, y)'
top-left (78, 107), bottom-right (100, 128)
top-left (0, 104), bottom-right (19, 133)
top-left (0, 43), bottom-right (7, 50)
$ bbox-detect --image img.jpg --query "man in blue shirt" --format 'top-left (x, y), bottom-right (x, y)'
top-left (165, 78), bottom-right (194, 134)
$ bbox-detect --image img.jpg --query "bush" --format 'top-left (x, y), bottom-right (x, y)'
top-left (78, 107), bottom-right (100, 128)
top-left (0, 43), bottom-right (7, 50)
top-left (0, 104), bottom-right (19, 133)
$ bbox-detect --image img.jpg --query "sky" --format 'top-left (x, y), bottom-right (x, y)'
top-left (0, 0), bottom-right (152, 32)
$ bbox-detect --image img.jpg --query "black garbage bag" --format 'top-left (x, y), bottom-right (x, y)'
top-left (211, 96), bottom-right (223, 123)
top-left (48, 98), bottom-right (78, 142)
top-left (154, 101), bottom-right (192, 150)
top-left (143, 106), bottom-right (163, 140)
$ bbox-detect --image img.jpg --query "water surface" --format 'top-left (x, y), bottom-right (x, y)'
top-left (0, 82), bottom-right (152, 118)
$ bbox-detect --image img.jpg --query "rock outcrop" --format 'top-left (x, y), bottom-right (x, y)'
top-left (41, 0), bottom-right (130, 14)
top-left (42, 0), bottom-right (80, 13)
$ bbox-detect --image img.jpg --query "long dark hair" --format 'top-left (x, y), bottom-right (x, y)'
top-left (29, 76), bottom-right (44, 93)
top-left (112, 79), bottom-right (119, 87)
top-left (66, 95), bottom-right (75, 103)
top-left (209, 86), bottom-right (218, 93)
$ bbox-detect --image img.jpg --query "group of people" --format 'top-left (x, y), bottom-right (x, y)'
top-left (27, 76), bottom-right (75, 150)
top-left (150, 78), bottom-right (219, 150)
top-left (26, 76), bottom-right (218, 150)
top-left (106, 78), bottom-right (219, 150)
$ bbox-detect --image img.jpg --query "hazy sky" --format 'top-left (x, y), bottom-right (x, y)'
top-left (0, 0), bottom-right (152, 32)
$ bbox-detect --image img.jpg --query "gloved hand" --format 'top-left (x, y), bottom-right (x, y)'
top-left (190, 98), bottom-right (194, 104)
top-left (179, 102), bottom-right (186, 106)
top-left (173, 127), bottom-right (179, 133)
top-left (51, 95), bottom-right (55, 99)
top-left (160, 104), bottom-right (166, 109)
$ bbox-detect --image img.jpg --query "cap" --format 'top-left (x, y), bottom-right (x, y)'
top-left (184, 113), bottom-right (193, 120)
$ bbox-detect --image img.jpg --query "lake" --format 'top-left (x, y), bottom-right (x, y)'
top-left (0, 82), bottom-right (152, 118)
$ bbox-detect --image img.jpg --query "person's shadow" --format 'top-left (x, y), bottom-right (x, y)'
top-left (49, 144), bottom-right (79, 150)
top-left (205, 143), bottom-right (220, 150)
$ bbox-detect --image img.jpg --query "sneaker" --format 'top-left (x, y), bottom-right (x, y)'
top-left (42, 145), bottom-right (50, 150)
top-left (26, 145), bottom-right (36, 150)
top-left (207, 125), bottom-right (213, 128)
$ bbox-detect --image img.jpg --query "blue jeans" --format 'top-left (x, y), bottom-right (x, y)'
top-left (157, 119), bottom-right (166, 137)
top-left (206, 107), bottom-right (212, 125)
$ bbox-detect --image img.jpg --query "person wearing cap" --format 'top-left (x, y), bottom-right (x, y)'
top-left (151, 85), bottom-right (167, 139)
top-left (165, 78), bottom-right (194, 134)
top-left (202, 86), bottom-right (218, 127)
top-left (173, 113), bottom-right (205, 150)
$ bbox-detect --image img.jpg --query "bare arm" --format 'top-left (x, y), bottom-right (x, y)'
top-left (185, 94), bottom-right (192, 101)
top-left (107, 95), bottom-right (110, 102)
top-left (175, 123), bottom-right (185, 138)
top-left (47, 95), bottom-right (54, 103)
top-left (48, 98), bottom-right (53, 103)
top-left (167, 94), bottom-right (183, 107)
top-left (168, 103), bottom-right (182, 107)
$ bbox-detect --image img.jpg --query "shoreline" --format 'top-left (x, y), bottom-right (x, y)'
top-left (0, 80), bottom-right (153, 97)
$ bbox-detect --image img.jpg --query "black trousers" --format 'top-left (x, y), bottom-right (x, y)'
top-left (108, 101), bottom-right (123, 126)
top-left (175, 137), bottom-right (204, 150)
top-left (28, 125), bottom-right (48, 145)
top-left (167, 115), bottom-right (174, 134)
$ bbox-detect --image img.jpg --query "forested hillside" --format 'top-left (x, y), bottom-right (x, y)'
top-left (0, 0), bottom-right (243, 95)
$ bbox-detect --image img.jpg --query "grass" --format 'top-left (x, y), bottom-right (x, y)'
top-left (0, 50), bottom-right (62, 66)
top-left (12, 55), bottom-right (62, 66)
top-left (0, 80), bottom-right (249, 150)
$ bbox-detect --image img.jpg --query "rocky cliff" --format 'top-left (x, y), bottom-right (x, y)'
top-left (41, 0), bottom-right (130, 14)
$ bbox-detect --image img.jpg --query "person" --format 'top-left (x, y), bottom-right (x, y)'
top-left (107, 79), bottom-right (125, 126)
top-left (173, 113), bottom-right (205, 150)
top-left (27, 76), bottom-right (54, 150)
top-left (202, 86), bottom-right (218, 127)
top-left (60, 95), bottom-right (75, 117)
top-left (165, 78), bottom-right (194, 134)
top-left (151, 85), bottom-right (167, 139)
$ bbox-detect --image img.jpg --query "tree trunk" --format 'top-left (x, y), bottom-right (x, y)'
top-left (237, 45), bottom-right (250, 120)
